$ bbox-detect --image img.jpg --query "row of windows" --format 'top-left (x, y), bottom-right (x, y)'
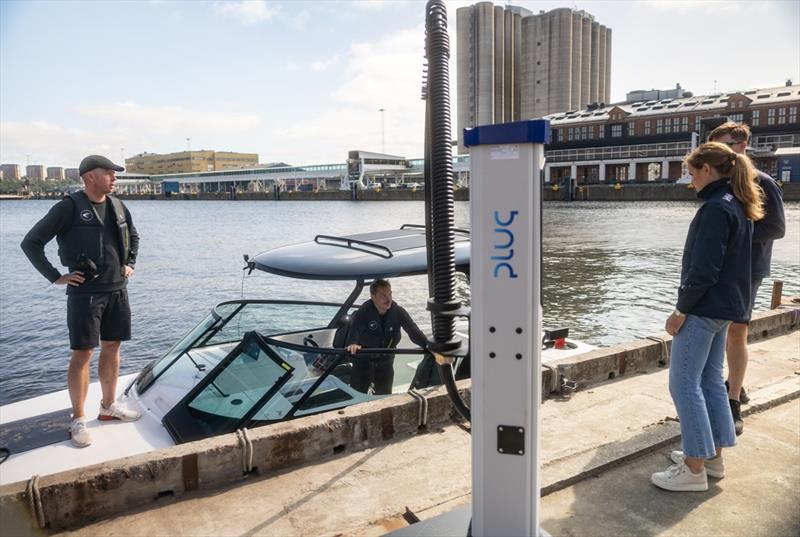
top-left (555, 105), bottom-right (798, 142)
top-left (555, 105), bottom-right (798, 136)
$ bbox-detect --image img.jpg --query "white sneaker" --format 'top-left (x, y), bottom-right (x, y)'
top-left (651, 462), bottom-right (708, 491)
top-left (670, 450), bottom-right (725, 478)
top-left (98, 401), bottom-right (141, 422)
top-left (70, 418), bottom-right (92, 448)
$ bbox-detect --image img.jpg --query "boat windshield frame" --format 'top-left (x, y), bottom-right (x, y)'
top-left (134, 289), bottom-right (362, 396)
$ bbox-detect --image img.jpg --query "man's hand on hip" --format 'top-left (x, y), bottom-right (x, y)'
top-left (55, 271), bottom-right (85, 286)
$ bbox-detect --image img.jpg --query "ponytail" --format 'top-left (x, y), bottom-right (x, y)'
top-left (685, 142), bottom-right (764, 220)
top-left (729, 152), bottom-right (764, 221)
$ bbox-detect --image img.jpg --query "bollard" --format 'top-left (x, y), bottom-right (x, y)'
top-left (770, 280), bottom-right (783, 309)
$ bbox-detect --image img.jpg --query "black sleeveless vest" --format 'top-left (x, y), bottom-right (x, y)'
top-left (56, 191), bottom-right (131, 269)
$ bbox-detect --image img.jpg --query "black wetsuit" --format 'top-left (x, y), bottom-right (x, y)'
top-left (345, 300), bottom-right (427, 395)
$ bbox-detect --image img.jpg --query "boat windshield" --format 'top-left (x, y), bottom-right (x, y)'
top-left (163, 331), bottom-right (295, 444)
top-left (160, 327), bottom-right (431, 443)
top-left (136, 300), bottom-right (346, 395)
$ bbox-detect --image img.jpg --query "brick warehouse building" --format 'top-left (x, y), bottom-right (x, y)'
top-left (543, 83), bottom-right (799, 184)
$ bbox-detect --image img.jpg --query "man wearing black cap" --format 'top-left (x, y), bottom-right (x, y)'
top-left (21, 155), bottom-right (141, 448)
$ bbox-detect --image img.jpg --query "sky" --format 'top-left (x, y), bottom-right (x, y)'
top-left (1, 0), bottom-right (798, 169)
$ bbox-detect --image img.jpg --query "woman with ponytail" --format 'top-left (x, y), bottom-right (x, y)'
top-left (651, 142), bottom-right (764, 492)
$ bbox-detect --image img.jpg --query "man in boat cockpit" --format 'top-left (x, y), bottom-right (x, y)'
top-left (345, 279), bottom-right (428, 395)
top-left (21, 155), bottom-right (141, 448)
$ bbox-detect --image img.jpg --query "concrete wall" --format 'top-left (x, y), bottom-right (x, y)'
top-left (456, 6), bottom-right (472, 151)
top-left (114, 182), bottom-right (800, 203)
top-left (597, 25), bottom-right (607, 104)
top-left (604, 28), bottom-right (612, 103)
top-left (494, 5), bottom-right (505, 123)
top-left (570, 12), bottom-right (582, 111)
top-left (589, 21), bottom-right (599, 104)
top-left (476, 2), bottom-right (495, 126)
top-left (548, 8), bottom-right (573, 114)
top-left (580, 16), bottom-right (591, 109)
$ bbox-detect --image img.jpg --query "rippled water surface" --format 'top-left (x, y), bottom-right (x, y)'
top-left (1, 199), bottom-right (797, 405)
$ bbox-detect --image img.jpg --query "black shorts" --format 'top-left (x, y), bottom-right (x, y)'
top-left (67, 289), bottom-right (131, 350)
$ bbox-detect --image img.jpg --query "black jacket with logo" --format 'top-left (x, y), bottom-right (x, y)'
top-left (21, 192), bottom-right (139, 294)
top-left (676, 179), bottom-right (753, 323)
top-left (345, 300), bottom-right (428, 360)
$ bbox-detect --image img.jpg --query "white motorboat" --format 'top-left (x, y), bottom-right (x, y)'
top-left (0, 226), bottom-right (593, 485)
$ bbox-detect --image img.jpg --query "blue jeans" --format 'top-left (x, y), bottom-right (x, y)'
top-left (669, 315), bottom-right (737, 458)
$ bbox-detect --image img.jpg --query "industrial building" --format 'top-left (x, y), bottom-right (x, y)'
top-left (544, 83), bottom-right (799, 183)
top-left (1, 164), bottom-right (21, 180)
top-left (125, 150), bottom-right (259, 175)
top-left (456, 2), bottom-right (611, 152)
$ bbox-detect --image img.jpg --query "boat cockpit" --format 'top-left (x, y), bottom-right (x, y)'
top-left (130, 226), bottom-right (472, 444)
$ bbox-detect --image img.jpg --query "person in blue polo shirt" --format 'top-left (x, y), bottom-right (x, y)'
top-left (651, 142), bottom-right (764, 492)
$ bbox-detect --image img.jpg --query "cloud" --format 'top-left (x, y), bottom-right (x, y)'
top-left (348, 0), bottom-right (404, 11)
top-left (311, 54), bottom-right (341, 73)
top-left (271, 24), bottom-right (441, 163)
top-left (290, 9), bottom-right (310, 30)
top-left (639, 0), bottom-right (768, 15)
top-left (77, 102), bottom-right (261, 133)
top-left (1, 102), bottom-right (262, 168)
top-left (213, 1), bottom-right (280, 24)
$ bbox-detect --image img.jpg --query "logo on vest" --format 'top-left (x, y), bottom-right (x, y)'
top-left (368, 320), bottom-right (378, 331)
top-left (79, 209), bottom-right (94, 222)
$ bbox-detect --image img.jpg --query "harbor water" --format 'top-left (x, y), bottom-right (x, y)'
top-left (1, 199), bottom-right (797, 406)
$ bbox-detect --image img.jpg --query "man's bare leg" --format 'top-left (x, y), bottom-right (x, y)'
top-left (68, 349), bottom-right (94, 419)
top-left (98, 340), bottom-right (121, 408)
top-left (726, 322), bottom-right (749, 402)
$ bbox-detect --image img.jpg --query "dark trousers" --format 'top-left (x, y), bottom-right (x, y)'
top-left (350, 356), bottom-right (394, 395)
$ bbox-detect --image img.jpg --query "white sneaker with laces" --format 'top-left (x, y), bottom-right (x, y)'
top-left (70, 418), bottom-right (92, 448)
top-left (98, 401), bottom-right (141, 422)
top-left (651, 462), bottom-right (708, 491)
top-left (670, 450), bottom-right (725, 478)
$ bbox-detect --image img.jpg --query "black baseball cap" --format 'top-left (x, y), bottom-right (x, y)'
top-left (78, 155), bottom-right (124, 176)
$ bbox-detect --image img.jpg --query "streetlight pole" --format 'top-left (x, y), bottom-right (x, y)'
top-left (186, 138), bottom-right (191, 152)
top-left (378, 108), bottom-right (386, 153)
top-left (120, 148), bottom-right (125, 164)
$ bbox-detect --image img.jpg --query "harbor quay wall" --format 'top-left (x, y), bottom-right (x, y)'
top-left (1, 303), bottom-right (797, 531)
top-left (17, 181), bottom-right (800, 202)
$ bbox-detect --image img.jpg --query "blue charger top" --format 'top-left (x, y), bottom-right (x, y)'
top-left (463, 119), bottom-right (550, 147)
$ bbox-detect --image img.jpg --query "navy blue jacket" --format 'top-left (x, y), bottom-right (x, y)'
top-left (346, 300), bottom-right (428, 359)
top-left (676, 179), bottom-right (753, 323)
top-left (752, 171), bottom-right (785, 279)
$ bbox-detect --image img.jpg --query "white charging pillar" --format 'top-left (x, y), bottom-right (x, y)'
top-left (464, 120), bottom-right (550, 537)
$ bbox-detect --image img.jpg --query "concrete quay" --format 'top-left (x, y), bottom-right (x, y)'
top-left (2, 323), bottom-right (797, 536)
top-left (104, 181), bottom-right (800, 202)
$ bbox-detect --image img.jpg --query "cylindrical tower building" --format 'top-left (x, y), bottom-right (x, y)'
top-left (581, 14), bottom-right (592, 108)
top-left (604, 27), bottom-right (613, 104)
top-left (570, 11), bottom-right (582, 110)
top-left (590, 21), bottom-right (599, 103)
top-left (548, 8), bottom-right (572, 114)
top-left (597, 25), bottom-right (607, 104)
top-left (493, 5), bottom-right (505, 122)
